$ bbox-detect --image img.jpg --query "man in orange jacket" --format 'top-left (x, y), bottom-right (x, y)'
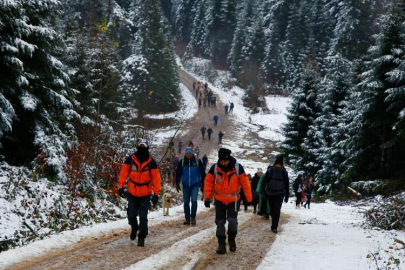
top-left (204, 148), bottom-right (252, 254)
top-left (118, 139), bottom-right (161, 247)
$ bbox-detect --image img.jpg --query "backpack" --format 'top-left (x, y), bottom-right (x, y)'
top-left (128, 157), bottom-right (153, 187)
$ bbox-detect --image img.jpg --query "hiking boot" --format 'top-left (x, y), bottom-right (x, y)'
top-left (216, 237), bottom-right (226, 254)
top-left (183, 219), bottom-right (190, 225)
top-left (271, 228), bottom-right (278, 234)
top-left (130, 226), bottom-right (137, 241)
top-left (228, 231), bottom-right (237, 252)
top-left (304, 204), bottom-right (307, 208)
top-left (308, 205), bottom-right (310, 209)
top-left (137, 237), bottom-right (145, 247)
top-left (190, 218), bottom-right (196, 226)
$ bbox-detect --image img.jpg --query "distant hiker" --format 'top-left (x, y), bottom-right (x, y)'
top-left (195, 146), bottom-right (200, 158)
top-left (229, 102), bottom-right (234, 113)
top-left (195, 87), bottom-right (199, 98)
top-left (178, 140), bottom-right (184, 154)
top-left (304, 177), bottom-right (316, 209)
top-left (250, 168), bottom-right (263, 214)
top-left (188, 140), bottom-right (194, 148)
top-left (197, 81), bottom-right (202, 90)
top-left (204, 148), bottom-right (252, 254)
top-left (213, 115), bottom-right (219, 126)
top-left (262, 155), bottom-right (289, 234)
top-left (225, 104), bottom-right (229, 115)
top-left (176, 147), bottom-right (206, 225)
top-left (293, 174), bottom-right (304, 209)
top-left (201, 126), bottom-right (207, 140)
top-left (207, 127), bottom-right (213, 140)
top-left (198, 96), bottom-right (202, 108)
top-left (213, 96), bottom-right (217, 107)
top-left (118, 139), bottom-right (161, 247)
top-left (203, 96), bottom-right (207, 107)
top-left (204, 82), bottom-right (208, 91)
top-left (202, 154), bottom-right (208, 170)
top-left (218, 131), bottom-right (224, 144)
top-left (193, 81), bottom-right (196, 91)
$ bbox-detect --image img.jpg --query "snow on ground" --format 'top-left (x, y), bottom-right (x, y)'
top-left (150, 83), bottom-right (198, 147)
top-left (181, 57), bottom-right (290, 143)
top-left (145, 83), bottom-right (197, 120)
top-left (0, 202), bottom-right (209, 269)
top-left (257, 201), bottom-right (405, 270)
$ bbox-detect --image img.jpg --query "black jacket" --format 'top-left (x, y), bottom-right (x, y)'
top-left (293, 177), bottom-right (304, 193)
top-left (263, 166), bottom-right (289, 197)
top-left (251, 173), bottom-right (261, 199)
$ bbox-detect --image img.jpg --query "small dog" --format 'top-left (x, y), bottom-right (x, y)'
top-left (162, 192), bottom-right (172, 216)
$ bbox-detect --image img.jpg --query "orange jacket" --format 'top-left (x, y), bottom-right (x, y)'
top-left (118, 154), bottom-right (161, 197)
top-left (204, 158), bottom-right (252, 204)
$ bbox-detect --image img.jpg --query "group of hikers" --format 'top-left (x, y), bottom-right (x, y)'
top-left (194, 81), bottom-right (217, 108)
top-left (118, 140), bottom-right (299, 254)
top-left (200, 125), bottom-right (225, 145)
top-left (225, 102), bottom-right (234, 115)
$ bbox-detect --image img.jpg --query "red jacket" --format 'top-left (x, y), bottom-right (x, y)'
top-left (118, 154), bottom-right (161, 197)
top-left (204, 158), bottom-right (252, 204)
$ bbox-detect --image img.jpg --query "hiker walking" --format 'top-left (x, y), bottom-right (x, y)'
top-left (198, 96), bottom-right (202, 108)
top-left (250, 168), bottom-right (263, 214)
top-left (197, 81), bottom-right (202, 90)
top-left (202, 154), bottom-right (208, 170)
top-left (204, 82), bottom-right (208, 91)
top-left (188, 140), bottom-right (194, 148)
top-left (195, 146), bottom-right (200, 158)
top-left (262, 155), bottom-right (289, 234)
top-left (178, 140), bottom-right (184, 154)
top-left (176, 147), bottom-right (206, 225)
top-left (229, 102), bottom-right (234, 113)
top-left (203, 96), bottom-right (207, 107)
top-left (204, 148), bottom-right (252, 254)
top-left (213, 96), bottom-right (217, 107)
top-left (193, 81), bottom-right (196, 91)
top-left (225, 104), bottom-right (229, 115)
top-left (213, 115), bottom-right (219, 126)
top-left (207, 127), bottom-right (213, 140)
top-left (201, 126), bottom-right (207, 140)
top-left (256, 170), bottom-right (270, 219)
top-left (118, 139), bottom-right (161, 246)
top-left (218, 131), bottom-right (224, 144)
top-left (293, 174), bottom-right (304, 209)
top-left (304, 177), bottom-right (316, 209)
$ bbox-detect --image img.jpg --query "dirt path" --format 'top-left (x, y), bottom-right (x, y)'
top-left (7, 69), bottom-right (286, 270)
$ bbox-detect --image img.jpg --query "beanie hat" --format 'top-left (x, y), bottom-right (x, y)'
top-left (274, 155), bottom-right (284, 166)
top-left (138, 139), bottom-right (149, 148)
top-left (218, 148), bottom-right (232, 160)
top-left (185, 147), bottom-right (194, 154)
top-left (257, 168), bottom-right (263, 173)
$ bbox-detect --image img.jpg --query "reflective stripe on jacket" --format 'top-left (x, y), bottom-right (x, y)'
top-left (118, 154), bottom-right (161, 197)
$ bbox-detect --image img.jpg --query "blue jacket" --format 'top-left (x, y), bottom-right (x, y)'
top-left (176, 156), bottom-right (206, 188)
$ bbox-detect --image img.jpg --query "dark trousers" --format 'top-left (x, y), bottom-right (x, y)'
top-left (305, 194), bottom-right (312, 207)
top-left (252, 198), bottom-right (258, 212)
top-left (202, 132), bottom-right (205, 139)
top-left (208, 134), bottom-right (212, 140)
top-left (259, 194), bottom-right (269, 216)
top-left (215, 200), bottom-right (238, 239)
top-left (127, 195), bottom-right (150, 238)
top-left (295, 192), bottom-right (302, 206)
top-left (267, 194), bottom-right (284, 230)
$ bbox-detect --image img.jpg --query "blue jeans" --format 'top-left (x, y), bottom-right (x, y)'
top-left (183, 185), bottom-right (199, 220)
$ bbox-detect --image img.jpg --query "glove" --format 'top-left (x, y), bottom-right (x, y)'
top-left (284, 196), bottom-right (289, 203)
top-left (118, 188), bottom-right (126, 198)
top-left (204, 200), bottom-right (211, 208)
top-left (176, 183), bottom-right (181, 193)
top-left (152, 195), bottom-right (159, 206)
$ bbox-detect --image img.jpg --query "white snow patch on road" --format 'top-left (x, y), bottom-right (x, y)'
top-left (125, 210), bottom-right (252, 270)
top-left (257, 201), bottom-right (405, 270)
top-left (0, 203), bottom-right (209, 269)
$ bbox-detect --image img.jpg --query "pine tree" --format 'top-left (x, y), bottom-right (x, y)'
top-left (345, 0), bottom-right (405, 179)
top-left (315, 54), bottom-right (354, 194)
top-left (282, 58), bottom-right (321, 172)
top-left (0, 0), bottom-right (78, 179)
top-left (122, 0), bottom-right (179, 121)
